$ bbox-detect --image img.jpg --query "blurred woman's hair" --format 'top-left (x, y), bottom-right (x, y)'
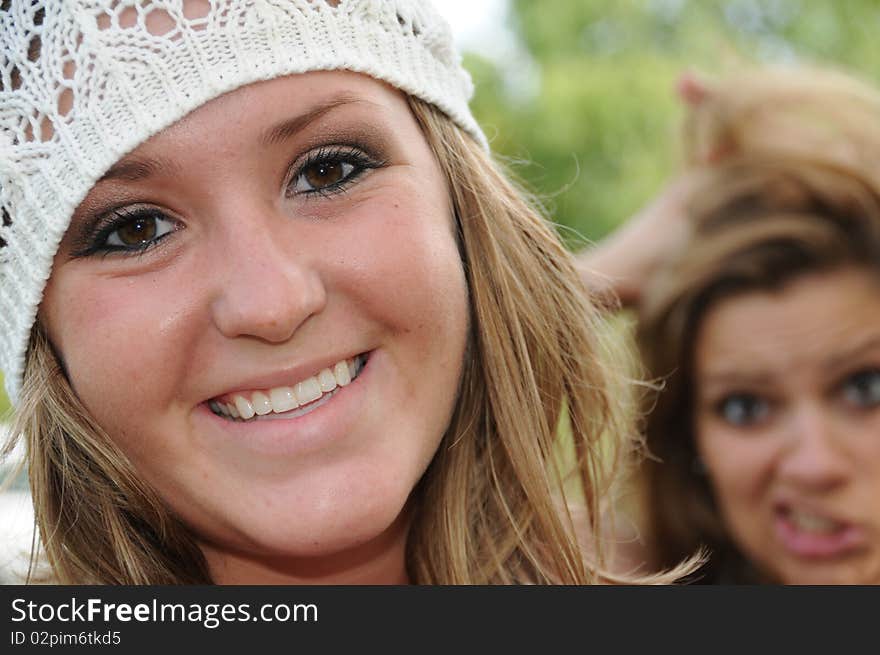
top-left (637, 66), bottom-right (880, 582)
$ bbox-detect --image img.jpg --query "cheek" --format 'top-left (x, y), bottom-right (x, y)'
top-left (335, 193), bottom-right (468, 353)
top-left (695, 425), bottom-right (769, 511)
top-left (853, 430), bottom-right (880, 515)
top-left (42, 271), bottom-right (195, 423)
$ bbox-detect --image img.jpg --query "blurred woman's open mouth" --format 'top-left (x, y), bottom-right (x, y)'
top-left (774, 503), bottom-right (866, 559)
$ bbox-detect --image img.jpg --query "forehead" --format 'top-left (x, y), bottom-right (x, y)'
top-left (87, 70), bottom-right (420, 193)
top-left (694, 268), bottom-right (880, 379)
top-left (129, 70), bottom-right (408, 149)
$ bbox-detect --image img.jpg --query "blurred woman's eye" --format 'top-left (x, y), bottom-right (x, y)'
top-left (715, 393), bottom-right (770, 427)
top-left (840, 369), bottom-right (880, 409)
top-left (74, 206), bottom-right (180, 257)
top-left (286, 145), bottom-right (384, 198)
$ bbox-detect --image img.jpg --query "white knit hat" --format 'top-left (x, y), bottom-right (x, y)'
top-left (0, 0), bottom-right (486, 404)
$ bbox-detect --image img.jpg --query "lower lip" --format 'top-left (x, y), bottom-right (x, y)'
top-left (774, 513), bottom-right (866, 559)
top-left (198, 352), bottom-right (373, 456)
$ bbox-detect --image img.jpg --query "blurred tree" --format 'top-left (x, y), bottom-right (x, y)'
top-left (467, 0), bottom-right (880, 246)
top-left (0, 373), bottom-right (8, 418)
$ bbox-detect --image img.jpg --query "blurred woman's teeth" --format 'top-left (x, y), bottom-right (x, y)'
top-left (789, 510), bottom-right (840, 534)
top-left (211, 355), bottom-right (366, 421)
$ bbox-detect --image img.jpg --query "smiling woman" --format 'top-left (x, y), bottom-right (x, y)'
top-left (39, 72), bottom-right (470, 582)
top-left (0, 0), bottom-right (661, 585)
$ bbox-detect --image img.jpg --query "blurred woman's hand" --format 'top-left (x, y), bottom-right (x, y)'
top-left (577, 70), bottom-right (714, 309)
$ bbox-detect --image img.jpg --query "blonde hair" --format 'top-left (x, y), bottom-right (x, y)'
top-left (638, 66), bottom-right (880, 582)
top-left (5, 97), bottom-right (657, 584)
top-left (683, 66), bottom-right (880, 172)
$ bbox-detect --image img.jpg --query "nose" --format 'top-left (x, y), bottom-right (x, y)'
top-left (208, 214), bottom-right (326, 343)
top-left (777, 405), bottom-right (849, 491)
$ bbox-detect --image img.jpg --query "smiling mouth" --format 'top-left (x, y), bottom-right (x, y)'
top-left (209, 354), bottom-right (368, 422)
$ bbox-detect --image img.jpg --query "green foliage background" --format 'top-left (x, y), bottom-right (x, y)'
top-left (0, 375), bottom-right (6, 418)
top-left (0, 0), bottom-right (878, 413)
top-left (466, 0), bottom-right (880, 248)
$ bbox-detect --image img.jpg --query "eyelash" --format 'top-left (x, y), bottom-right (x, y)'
top-left (285, 144), bottom-right (384, 199)
top-left (72, 206), bottom-right (180, 259)
top-left (74, 144), bottom-right (386, 258)
top-left (839, 368), bottom-right (880, 409)
top-left (707, 368), bottom-right (880, 427)
top-left (713, 392), bottom-right (771, 428)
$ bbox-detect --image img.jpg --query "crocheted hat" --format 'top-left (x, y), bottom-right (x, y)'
top-left (0, 0), bottom-right (486, 404)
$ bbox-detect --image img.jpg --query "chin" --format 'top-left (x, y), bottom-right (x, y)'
top-left (211, 485), bottom-right (413, 562)
top-left (771, 561), bottom-right (879, 586)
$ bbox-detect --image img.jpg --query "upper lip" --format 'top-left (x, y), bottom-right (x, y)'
top-left (203, 350), bottom-right (368, 402)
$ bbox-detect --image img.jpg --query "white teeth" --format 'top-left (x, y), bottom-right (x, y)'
top-left (234, 395), bottom-right (256, 420)
top-left (251, 391), bottom-right (272, 416)
top-left (789, 510), bottom-right (840, 534)
top-left (270, 386), bottom-right (298, 413)
top-left (334, 360), bottom-right (352, 386)
top-left (295, 377), bottom-right (322, 405)
top-left (319, 368), bottom-right (337, 393)
top-left (215, 355), bottom-right (366, 421)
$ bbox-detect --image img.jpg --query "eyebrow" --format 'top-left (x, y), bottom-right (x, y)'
top-left (699, 334), bottom-right (880, 393)
top-left (99, 156), bottom-right (182, 183)
top-left (824, 334), bottom-right (880, 373)
top-left (259, 95), bottom-right (372, 147)
top-left (698, 371), bottom-right (774, 392)
top-left (98, 95), bottom-right (373, 184)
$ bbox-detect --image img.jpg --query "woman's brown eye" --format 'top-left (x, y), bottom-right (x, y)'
top-left (291, 157), bottom-right (359, 195)
top-left (304, 161), bottom-right (345, 189)
top-left (104, 211), bottom-right (176, 251)
top-left (116, 217), bottom-right (157, 246)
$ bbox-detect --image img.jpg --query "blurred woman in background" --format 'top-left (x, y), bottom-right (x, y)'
top-left (580, 66), bottom-right (880, 583)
